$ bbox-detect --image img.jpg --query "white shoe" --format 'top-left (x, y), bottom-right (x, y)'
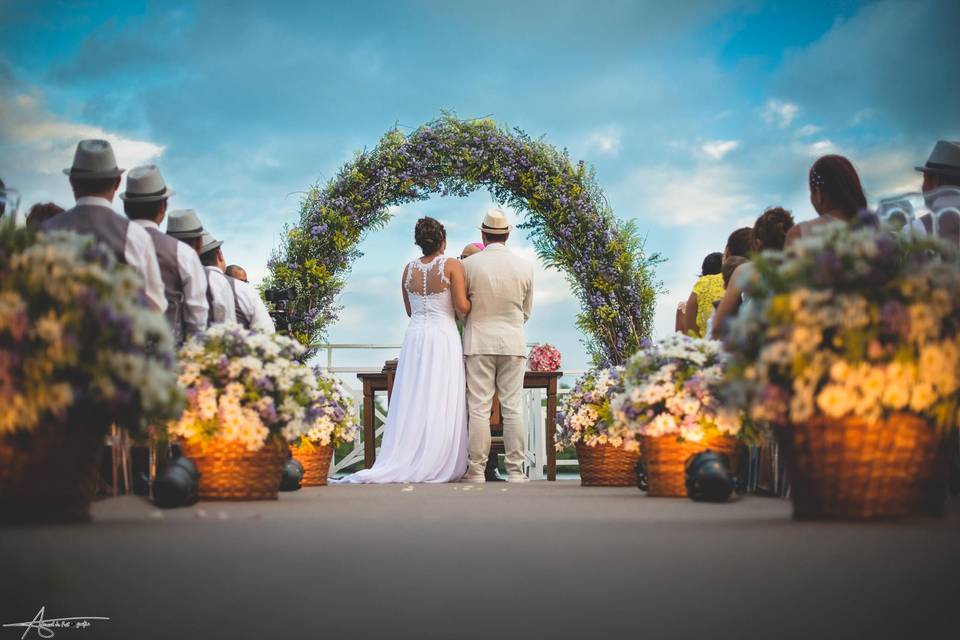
top-left (460, 475), bottom-right (486, 484)
top-left (506, 474), bottom-right (530, 484)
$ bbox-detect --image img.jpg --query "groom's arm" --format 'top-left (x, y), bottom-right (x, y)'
top-left (522, 266), bottom-right (533, 323)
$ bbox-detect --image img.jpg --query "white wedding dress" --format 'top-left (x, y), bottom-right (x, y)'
top-left (337, 256), bottom-right (469, 483)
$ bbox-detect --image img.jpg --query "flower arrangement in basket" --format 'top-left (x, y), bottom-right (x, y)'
top-left (528, 343), bottom-right (561, 372)
top-left (0, 225), bottom-right (182, 522)
top-left (555, 366), bottom-right (638, 486)
top-left (610, 334), bottom-right (744, 497)
top-left (723, 219), bottom-right (960, 519)
top-left (289, 370), bottom-right (357, 486)
top-left (168, 325), bottom-right (356, 499)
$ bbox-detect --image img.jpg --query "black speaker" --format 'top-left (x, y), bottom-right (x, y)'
top-left (685, 450), bottom-right (734, 503)
top-left (153, 454), bottom-right (199, 508)
top-left (280, 459), bottom-right (304, 491)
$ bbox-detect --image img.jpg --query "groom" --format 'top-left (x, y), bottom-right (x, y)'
top-left (461, 209), bottom-right (534, 483)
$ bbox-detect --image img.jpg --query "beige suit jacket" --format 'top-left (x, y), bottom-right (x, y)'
top-left (462, 243), bottom-right (534, 357)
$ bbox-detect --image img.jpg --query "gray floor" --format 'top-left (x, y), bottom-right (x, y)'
top-left (1, 483), bottom-right (958, 640)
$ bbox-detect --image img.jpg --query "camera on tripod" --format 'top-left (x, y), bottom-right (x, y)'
top-left (264, 287), bottom-right (296, 333)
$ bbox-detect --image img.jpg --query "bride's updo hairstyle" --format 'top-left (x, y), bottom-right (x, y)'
top-left (414, 216), bottom-right (446, 255)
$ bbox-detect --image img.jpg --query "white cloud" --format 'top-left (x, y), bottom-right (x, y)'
top-left (795, 124), bottom-right (820, 137)
top-left (615, 163), bottom-right (755, 227)
top-left (700, 139), bottom-right (739, 160)
top-left (761, 98), bottom-right (799, 128)
top-left (0, 89), bottom-right (164, 177)
top-left (584, 126), bottom-right (622, 156)
top-left (803, 139), bottom-right (838, 157)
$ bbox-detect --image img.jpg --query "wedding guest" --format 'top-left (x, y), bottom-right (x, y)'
top-left (43, 139), bottom-right (167, 313)
top-left (223, 260), bottom-right (275, 334)
top-left (915, 140), bottom-right (960, 246)
top-left (225, 265), bottom-right (248, 282)
top-left (459, 242), bottom-right (484, 260)
top-left (166, 209), bottom-right (206, 254)
top-left (0, 177), bottom-right (6, 219)
top-left (712, 207), bottom-right (794, 338)
top-left (724, 227), bottom-right (753, 262)
top-left (785, 154), bottom-right (867, 246)
top-left (25, 202), bottom-right (64, 229)
top-left (703, 256), bottom-right (749, 338)
top-left (682, 252), bottom-right (723, 337)
top-left (198, 232), bottom-right (237, 326)
top-left (120, 165), bottom-right (209, 342)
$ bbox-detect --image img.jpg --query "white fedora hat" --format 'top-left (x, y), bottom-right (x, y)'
top-left (166, 209), bottom-right (204, 239)
top-left (119, 165), bottom-right (175, 202)
top-left (63, 139), bottom-right (125, 179)
top-left (199, 231), bottom-right (224, 255)
top-left (480, 208), bottom-right (511, 235)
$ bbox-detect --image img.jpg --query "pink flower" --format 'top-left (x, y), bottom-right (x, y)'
top-left (528, 344), bottom-right (562, 372)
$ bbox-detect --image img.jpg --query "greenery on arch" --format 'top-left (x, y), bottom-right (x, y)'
top-left (265, 115), bottom-right (662, 365)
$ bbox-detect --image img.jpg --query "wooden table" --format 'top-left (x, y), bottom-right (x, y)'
top-left (357, 367), bottom-right (563, 480)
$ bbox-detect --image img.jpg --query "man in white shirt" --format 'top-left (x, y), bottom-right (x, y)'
top-left (43, 139), bottom-right (167, 313)
top-left (120, 165), bottom-right (209, 342)
top-left (198, 232), bottom-right (237, 326)
top-left (224, 263), bottom-right (275, 334)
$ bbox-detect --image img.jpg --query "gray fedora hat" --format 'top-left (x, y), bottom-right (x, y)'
top-left (63, 139), bottom-right (125, 179)
top-left (166, 209), bottom-right (204, 239)
top-left (199, 231), bottom-right (223, 255)
top-left (119, 165), bottom-right (175, 202)
top-left (915, 140), bottom-right (960, 177)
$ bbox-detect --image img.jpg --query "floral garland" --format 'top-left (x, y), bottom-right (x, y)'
top-left (168, 326), bottom-right (357, 451)
top-left (609, 334), bottom-right (742, 448)
top-left (0, 224), bottom-right (182, 435)
top-left (555, 366), bottom-right (625, 449)
top-left (265, 115), bottom-right (661, 365)
top-left (723, 219), bottom-right (960, 431)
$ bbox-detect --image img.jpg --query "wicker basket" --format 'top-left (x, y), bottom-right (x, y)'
top-left (0, 419), bottom-right (107, 523)
top-left (575, 442), bottom-right (641, 486)
top-left (290, 440), bottom-right (334, 486)
top-left (182, 438), bottom-right (284, 500)
top-left (777, 413), bottom-right (948, 520)
top-left (641, 435), bottom-right (741, 497)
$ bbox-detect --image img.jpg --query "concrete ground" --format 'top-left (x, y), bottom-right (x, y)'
top-left (1, 482), bottom-right (958, 640)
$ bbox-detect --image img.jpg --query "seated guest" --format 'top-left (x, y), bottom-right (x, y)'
top-left (712, 207), bottom-right (795, 338)
top-left (198, 232), bottom-right (236, 326)
top-left (724, 227), bottom-right (753, 262)
top-left (223, 260), bottom-right (275, 334)
top-left (915, 140), bottom-right (960, 247)
top-left (225, 264), bottom-right (248, 282)
top-left (682, 252), bottom-right (724, 338)
top-left (785, 154), bottom-right (867, 246)
top-left (459, 242), bottom-right (484, 259)
top-left (25, 202), bottom-right (64, 229)
top-left (704, 255), bottom-right (749, 338)
top-left (43, 139), bottom-right (167, 313)
top-left (120, 165), bottom-right (209, 342)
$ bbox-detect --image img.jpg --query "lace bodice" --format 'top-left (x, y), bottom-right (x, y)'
top-left (404, 256), bottom-right (456, 325)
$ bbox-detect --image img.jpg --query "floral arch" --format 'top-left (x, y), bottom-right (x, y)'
top-left (265, 115), bottom-right (661, 365)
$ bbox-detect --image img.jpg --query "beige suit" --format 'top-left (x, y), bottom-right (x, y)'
top-left (462, 243), bottom-right (534, 479)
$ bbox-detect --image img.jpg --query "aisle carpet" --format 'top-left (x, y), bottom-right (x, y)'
top-left (1, 483), bottom-right (958, 639)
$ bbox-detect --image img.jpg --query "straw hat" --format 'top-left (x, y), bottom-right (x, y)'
top-left (480, 208), bottom-right (511, 235)
top-left (119, 165), bottom-right (175, 202)
top-left (63, 139), bottom-right (124, 179)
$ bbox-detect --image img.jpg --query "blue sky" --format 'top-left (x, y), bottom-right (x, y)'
top-left (1, 0), bottom-right (958, 372)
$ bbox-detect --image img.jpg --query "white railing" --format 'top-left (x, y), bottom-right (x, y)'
top-left (314, 343), bottom-right (585, 478)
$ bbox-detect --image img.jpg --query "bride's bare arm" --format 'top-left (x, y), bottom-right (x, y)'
top-left (447, 259), bottom-right (471, 316)
top-left (401, 264), bottom-right (412, 317)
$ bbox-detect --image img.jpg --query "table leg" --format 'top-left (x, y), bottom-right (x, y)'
top-left (546, 378), bottom-right (558, 481)
top-left (363, 384), bottom-right (376, 469)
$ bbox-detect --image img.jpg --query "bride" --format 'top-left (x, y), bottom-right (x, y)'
top-left (337, 217), bottom-right (471, 483)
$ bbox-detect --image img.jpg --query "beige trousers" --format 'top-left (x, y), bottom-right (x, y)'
top-left (465, 354), bottom-right (526, 478)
